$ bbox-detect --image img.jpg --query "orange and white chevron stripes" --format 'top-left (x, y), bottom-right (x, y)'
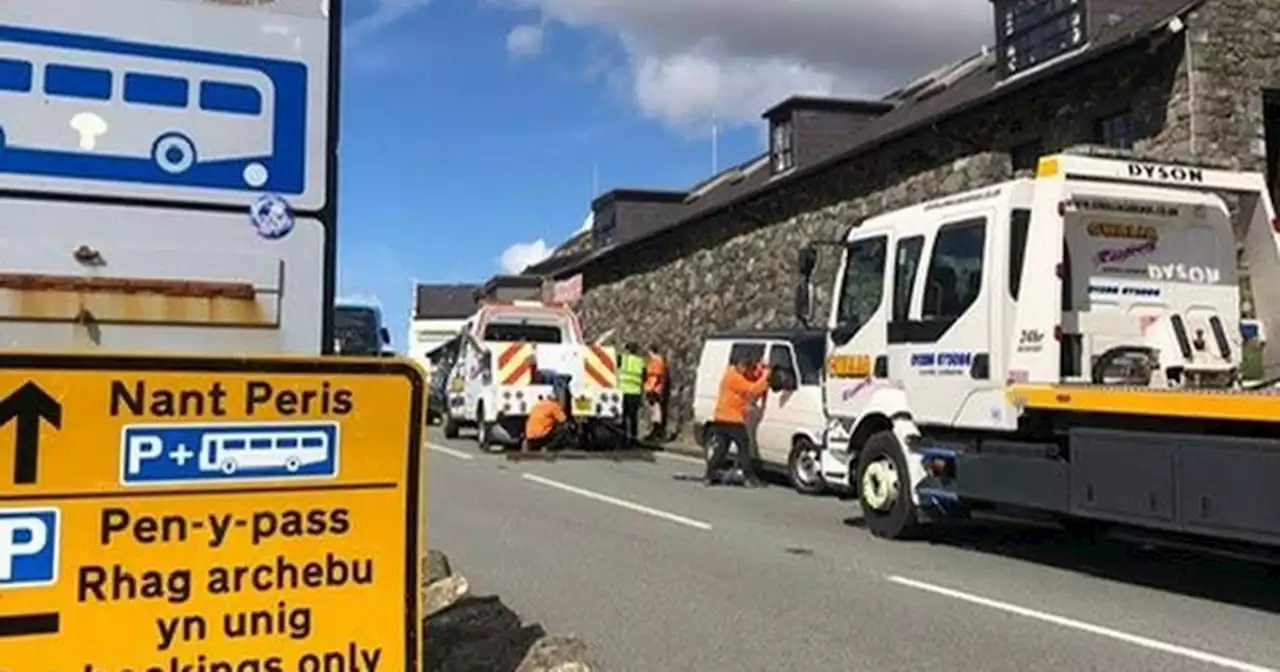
top-left (495, 342), bottom-right (535, 386)
top-left (583, 344), bottom-right (618, 388)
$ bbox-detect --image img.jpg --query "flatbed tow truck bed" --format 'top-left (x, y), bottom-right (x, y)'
top-left (1008, 383), bottom-right (1280, 424)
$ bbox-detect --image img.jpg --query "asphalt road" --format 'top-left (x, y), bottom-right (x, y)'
top-left (426, 428), bottom-right (1280, 672)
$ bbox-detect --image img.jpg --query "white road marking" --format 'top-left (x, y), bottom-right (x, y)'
top-left (521, 473), bottom-right (713, 531)
top-left (886, 575), bottom-right (1278, 672)
top-left (428, 443), bottom-right (474, 461)
top-left (652, 450), bottom-right (704, 465)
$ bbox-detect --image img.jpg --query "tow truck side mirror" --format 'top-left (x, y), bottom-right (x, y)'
top-left (380, 327), bottom-right (391, 345)
top-left (795, 246), bottom-right (817, 327)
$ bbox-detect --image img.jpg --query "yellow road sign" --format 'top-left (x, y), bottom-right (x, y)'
top-left (0, 353), bottom-right (426, 672)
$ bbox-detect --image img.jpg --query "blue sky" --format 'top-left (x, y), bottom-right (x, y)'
top-left (332, 0), bottom-right (992, 349)
top-left (335, 0), bottom-right (767, 346)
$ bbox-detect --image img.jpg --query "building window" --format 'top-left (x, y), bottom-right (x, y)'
top-left (922, 218), bottom-right (986, 320)
top-left (995, 0), bottom-right (1087, 76)
top-left (591, 210), bottom-right (617, 247)
top-left (771, 120), bottom-right (795, 173)
top-left (1094, 110), bottom-right (1137, 149)
top-left (1010, 139), bottom-right (1042, 173)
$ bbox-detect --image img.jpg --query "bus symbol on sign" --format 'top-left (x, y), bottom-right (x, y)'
top-left (0, 24), bottom-right (307, 195)
top-left (120, 422), bottom-right (339, 485)
top-left (0, 508), bottom-right (59, 589)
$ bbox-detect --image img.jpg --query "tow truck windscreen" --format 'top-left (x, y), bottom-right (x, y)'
top-left (333, 306), bottom-right (382, 355)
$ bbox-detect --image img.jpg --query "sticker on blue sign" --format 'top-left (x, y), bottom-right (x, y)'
top-left (0, 507), bottom-right (60, 590)
top-left (120, 422), bottom-right (340, 486)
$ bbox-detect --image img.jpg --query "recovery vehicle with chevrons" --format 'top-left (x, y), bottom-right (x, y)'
top-left (442, 276), bottom-right (624, 452)
top-left (789, 146), bottom-right (1280, 556)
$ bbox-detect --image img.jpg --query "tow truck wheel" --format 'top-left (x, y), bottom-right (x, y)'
top-left (443, 415), bottom-right (460, 439)
top-left (788, 437), bottom-right (826, 495)
top-left (475, 404), bottom-right (502, 454)
top-left (856, 431), bottom-right (920, 540)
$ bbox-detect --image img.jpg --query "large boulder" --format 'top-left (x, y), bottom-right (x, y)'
top-left (422, 550), bottom-right (598, 672)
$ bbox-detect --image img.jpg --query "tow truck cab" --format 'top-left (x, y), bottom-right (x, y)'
top-left (796, 148), bottom-right (1280, 553)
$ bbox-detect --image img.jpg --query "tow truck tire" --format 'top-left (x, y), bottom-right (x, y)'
top-left (475, 404), bottom-right (502, 454)
top-left (856, 431), bottom-right (921, 540)
top-left (443, 415), bottom-right (460, 439)
top-left (788, 437), bottom-right (826, 495)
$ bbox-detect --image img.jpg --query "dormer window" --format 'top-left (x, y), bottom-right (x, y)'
top-left (771, 119), bottom-right (795, 174)
top-left (592, 209), bottom-right (617, 247)
top-left (994, 0), bottom-right (1087, 77)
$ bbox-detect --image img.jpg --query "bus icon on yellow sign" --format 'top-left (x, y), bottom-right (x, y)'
top-left (120, 422), bottom-right (340, 485)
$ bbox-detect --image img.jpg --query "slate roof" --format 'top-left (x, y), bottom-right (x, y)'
top-left (413, 283), bottom-right (480, 319)
top-left (541, 0), bottom-right (1199, 274)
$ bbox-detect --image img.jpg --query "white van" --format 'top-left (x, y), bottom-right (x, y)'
top-left (691, 330), bottom-right (829, 493)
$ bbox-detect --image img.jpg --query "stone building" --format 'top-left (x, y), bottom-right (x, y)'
top-left (526, 0), bottom-right (1280, 437)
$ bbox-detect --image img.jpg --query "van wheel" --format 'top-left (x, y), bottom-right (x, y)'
top-left (856, 431), bottom-right (921, 540)
top-left (788, 437), bottom-right (826, 495)
top-left (443, 415), bottom-right (460, 439)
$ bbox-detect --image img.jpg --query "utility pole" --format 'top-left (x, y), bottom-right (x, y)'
top-left (711, 113), bottom-right (719, 173)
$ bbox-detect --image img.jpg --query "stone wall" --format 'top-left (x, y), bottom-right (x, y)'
top-left (578, 13), bottom-right (1277, 436)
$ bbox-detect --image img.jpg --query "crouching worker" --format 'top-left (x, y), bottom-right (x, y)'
top-left (705, 352), bottom-right (769, 487)
top-left (524, 378), bottom-right (573, 452)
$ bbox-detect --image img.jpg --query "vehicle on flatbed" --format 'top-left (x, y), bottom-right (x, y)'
top-left (786, 147), bottom-right (1280, 556)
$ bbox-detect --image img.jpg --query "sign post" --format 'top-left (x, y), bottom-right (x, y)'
top-left (0, 353), bottom-right (425, 671)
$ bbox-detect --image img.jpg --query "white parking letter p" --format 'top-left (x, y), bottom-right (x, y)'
top-left (127, 435), bottom-right (164, 475)
top-left (0, 518), bottom-right (46, 581)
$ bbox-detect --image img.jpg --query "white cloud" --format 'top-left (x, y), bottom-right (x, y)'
top-left (577, 211), bottom-right (593, 232)
top-left (346, 0), bottom-right (432, 47)
top-left (497, 0), bottom-right (993, 130)
top-left (498, 239), bottom-right (553, 274)
top-left (336, 293), bottom-right (384, 307)
top-left (506, 24), bottom-right (546, 58)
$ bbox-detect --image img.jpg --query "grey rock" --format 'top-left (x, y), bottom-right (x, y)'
top-left (425, 549), bottom-right (452, 585)
top-left (424, 574), bottom-right (470, 618)
top-left (515, 636), bottom-right (598, 672)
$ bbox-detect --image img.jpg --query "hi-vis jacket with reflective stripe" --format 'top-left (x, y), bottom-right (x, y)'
top-left (619, 353), bottom-right (645, 394)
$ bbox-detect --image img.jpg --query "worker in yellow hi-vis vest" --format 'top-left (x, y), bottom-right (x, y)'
top-left (618, 342), bottom-right (646, 448)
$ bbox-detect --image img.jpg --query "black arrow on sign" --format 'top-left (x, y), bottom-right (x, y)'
top-left (0, 382), bottom-right (62, 485)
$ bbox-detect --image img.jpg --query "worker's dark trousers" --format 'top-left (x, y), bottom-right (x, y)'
top-left (528, 423), bottom-right (570, 451)
top-left (705, 422), bottom-right (756, 482)
top-left (622, 393), bottom-right (642, 445)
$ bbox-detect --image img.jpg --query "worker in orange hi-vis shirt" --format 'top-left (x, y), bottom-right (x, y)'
top-left (524, 380), bottom-right (573, 452)
top-left (704, 352), bottom-right (769, 487)
top-left (643, 344), bottom-right (669, 442)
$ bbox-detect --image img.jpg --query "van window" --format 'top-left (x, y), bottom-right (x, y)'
top-left (793, 337), bottom-right (826, 386)
top-left (836, 236), bottom-right (888, 335)
top-left (1009, 209), bottom-right (1031, 299)
top-left (893, 236), bottom-right (925, 321)
top-left (728, 342), bottom-right (765, 367)
top-left (923, 218), bottom-right (986, 320)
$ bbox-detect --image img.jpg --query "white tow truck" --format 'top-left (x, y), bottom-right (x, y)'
top-left (789, 147), bottom-right (1280, 553)
top-left (443, 276), bottom-right (624, 452)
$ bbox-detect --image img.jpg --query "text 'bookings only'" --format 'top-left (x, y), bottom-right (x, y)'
top-left (0, 354), bottom-right (426, 672)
